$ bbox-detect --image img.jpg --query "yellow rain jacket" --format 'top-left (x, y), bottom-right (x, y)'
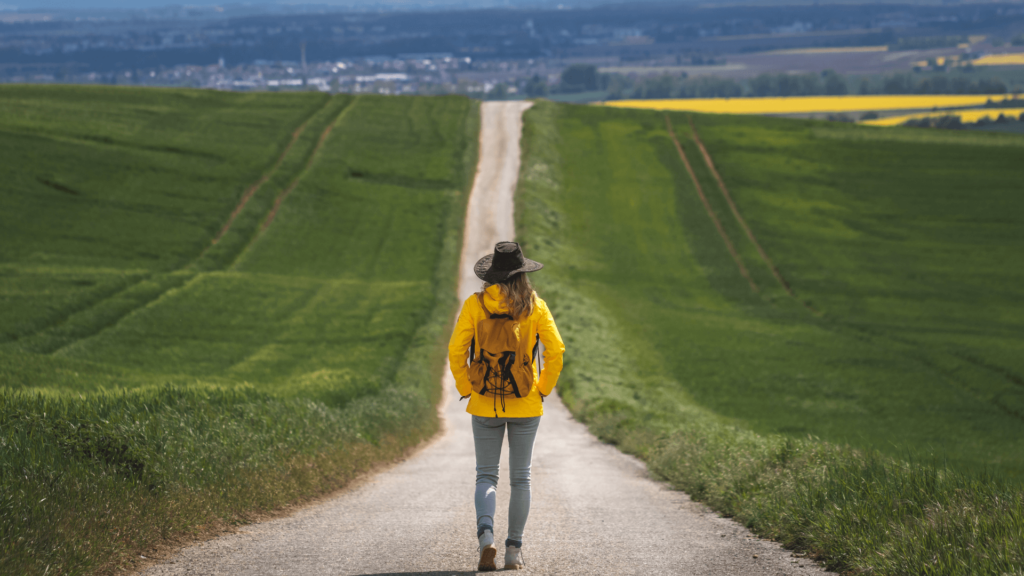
top-left (448, 284), bottom-right (564, 418)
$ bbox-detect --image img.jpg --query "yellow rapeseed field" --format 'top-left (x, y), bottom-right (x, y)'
top-left (972, 53), bottom-right (1024, 66)
top-left (604, 95), bottom-right (1005, 115)
top-left (861, 107), bottom-right (1024, 126)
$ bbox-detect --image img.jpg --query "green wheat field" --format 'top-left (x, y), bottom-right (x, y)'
top-left (516, 101), bottom-right (1024, 574)
top-left (2, 86), bottom-right (1023, 575)
top-left (0, 86), bottom-right (479, 575)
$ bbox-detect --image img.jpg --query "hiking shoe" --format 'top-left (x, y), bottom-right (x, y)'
top-left (504, 545), bottom-right (525, 570)
top-left (478, 529), bottom-right (497, 571)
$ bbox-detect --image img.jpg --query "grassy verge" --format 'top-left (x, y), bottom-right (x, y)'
top-left (516, 100), bottom-right (1024, 574)
top-left (0, 92), bottom-right (479, 575)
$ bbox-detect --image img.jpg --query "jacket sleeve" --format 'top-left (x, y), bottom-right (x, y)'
top-left (448, 297), bottom-right (477, 398)
top-left (535, 298), bottom-right (565, 397)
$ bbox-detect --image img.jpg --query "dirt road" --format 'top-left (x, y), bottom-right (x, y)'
top-left (144, 101), bottom-right (830, 576)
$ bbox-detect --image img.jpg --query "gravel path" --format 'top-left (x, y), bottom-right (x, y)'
top-left (143, 101), bottom-right (831, 576)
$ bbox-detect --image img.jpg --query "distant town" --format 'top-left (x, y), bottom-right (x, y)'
top-left (2, 1), bottom-right (1024, 99)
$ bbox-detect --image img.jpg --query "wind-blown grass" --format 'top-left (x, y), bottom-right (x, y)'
top-left (517, 100), bottom-right (1024, 574)
top-left (0, 90), bottom-right (479, 575)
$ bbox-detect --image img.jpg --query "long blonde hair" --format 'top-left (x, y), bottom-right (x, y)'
top-left (486, 273), bottom-right (535, 319)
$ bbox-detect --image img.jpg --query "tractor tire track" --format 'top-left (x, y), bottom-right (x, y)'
top-left (208, 99), bottom-right (330, 248)
top-left (687, 118), bottom-right (811, 308)
top-left (666, 115), bottom-right (759, 293)
top-left (56, 100), bottom-right (351, 355)
top-left (258, 99), bottom-right (355, 234)
top-left (4, 99), bottom-right (333, 352)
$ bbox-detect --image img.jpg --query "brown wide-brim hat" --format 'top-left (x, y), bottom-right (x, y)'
top-left (474, 241), bottom-right (543, 283)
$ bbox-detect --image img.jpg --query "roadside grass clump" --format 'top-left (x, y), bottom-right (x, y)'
top-left (574, 382), bottom-right (1024, 574)
top-left (0, 382), bottom-right (435, 575)
top-left (647, 420), bottom-right (1024, 575)
top-left (0, 90), bottom-right (479, 575)
top-left (517, 100), bottom-right (1024, 574)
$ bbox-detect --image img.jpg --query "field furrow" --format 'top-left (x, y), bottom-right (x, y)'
top-left (257, 98), bottom-right (353, 234)
top-left (688, 119), bottom-right (802, 304)
top-left (0, 89), bottom-right (330, 347)
top-left (665, 114), bottom-right (759, 292)
top-left (207, 96), bottom-right (334, 248)
top-left (2, 97), bottom-right (354, 357)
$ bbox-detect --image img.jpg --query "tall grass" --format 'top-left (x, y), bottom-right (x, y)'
top-left (517, 100), bottom-right (1024, 574)
top-left (1, 387), bottom-right (373, 569)
top-left (0, 383), bottom-right (437, 574)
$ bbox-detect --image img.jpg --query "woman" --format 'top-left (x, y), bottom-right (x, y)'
top-left (448, 241), bottom-right (564, 571)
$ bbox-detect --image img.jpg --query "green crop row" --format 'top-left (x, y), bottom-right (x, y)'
top-left (516, 100), bottom-right (1024, 574)
top-left (0, 89), bottom-right (479, 575)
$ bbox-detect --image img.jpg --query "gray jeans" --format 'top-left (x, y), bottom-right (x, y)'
top-left (472, 415), bottom-right (541, 546)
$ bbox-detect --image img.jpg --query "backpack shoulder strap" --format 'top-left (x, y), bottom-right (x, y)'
top-left (470, 292), bottom-right (488, 363)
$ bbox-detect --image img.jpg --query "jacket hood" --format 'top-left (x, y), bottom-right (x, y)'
top-left (482, 284), bottom-right (539, 317)
top-left (482, 284), bottom-right (509, 314)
